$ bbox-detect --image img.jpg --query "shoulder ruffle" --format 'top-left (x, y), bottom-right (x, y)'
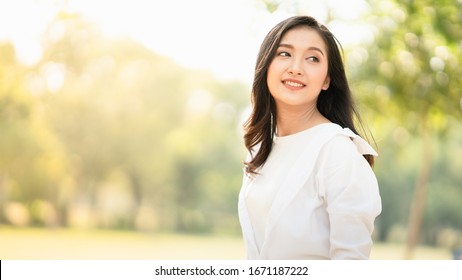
top-left (339, 128), bottom-right (378, 156)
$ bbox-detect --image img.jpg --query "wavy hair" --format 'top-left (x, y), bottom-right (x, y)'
top-left (243, 16), bottom-right (374, 174)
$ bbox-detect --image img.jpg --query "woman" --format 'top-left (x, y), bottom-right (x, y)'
top-left (238, 16), bottom-right (382, 259)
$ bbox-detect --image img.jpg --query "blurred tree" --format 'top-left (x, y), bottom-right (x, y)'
top-left (0, 42), bottom-right (69, 226)
top-left (0, 10), bottom-right (250, 233)
top-left (37, 12), bottom-right (195, 229)
top-left (353, 0), bottom-right (462, 258)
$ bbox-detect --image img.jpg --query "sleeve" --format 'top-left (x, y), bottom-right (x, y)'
top-left (316, 134), bottom-right (382, 260)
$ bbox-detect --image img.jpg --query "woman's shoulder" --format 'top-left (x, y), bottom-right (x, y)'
top-left (315, 130), bottom-right (378, 188)
top-left (316, 127), bottom-right (377, 170)
top-left (321, 133), bottom-right (359, 160)
top-left (322, 126), bottom-right (378, 157)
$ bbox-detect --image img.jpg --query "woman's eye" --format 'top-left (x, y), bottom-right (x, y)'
top-left (307, 56), bottom-right (319, 62)
top-left (278, 51), bottom-right (290, 57)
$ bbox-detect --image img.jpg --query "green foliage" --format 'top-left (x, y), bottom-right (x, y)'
top-left (0, 12), bottom-right (249, 233)
top-left (355, 0), bottom-right (461, 126)
top-left (351, 0), bottom-right (462, 244)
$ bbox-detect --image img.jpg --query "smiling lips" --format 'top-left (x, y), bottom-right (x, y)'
top-left (283, 79), bottom-right (305, 89)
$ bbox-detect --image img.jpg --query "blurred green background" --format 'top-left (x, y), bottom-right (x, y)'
top-left (0, 0), bottom-right (461, 259)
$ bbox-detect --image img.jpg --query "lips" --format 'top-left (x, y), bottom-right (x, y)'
top-left (282, 79), bottom-right (305, 88)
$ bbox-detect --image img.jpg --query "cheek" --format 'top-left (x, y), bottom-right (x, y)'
top-left (267, 61), bottom-right (284, 83)
top-left (267, 62), bottom-right (276, 78)
top-left (266, 63), bottom-right (278, 87)
top-left (308, 66), bottom-right (329, 84)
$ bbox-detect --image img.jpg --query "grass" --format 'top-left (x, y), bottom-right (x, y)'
top-left (0, 226), bottom-right (453, 260)
top-left (0, 226), bottom-right (246, 259)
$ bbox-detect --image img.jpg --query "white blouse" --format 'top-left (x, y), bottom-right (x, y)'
top-left (239, 123), bottom-right (382, 259)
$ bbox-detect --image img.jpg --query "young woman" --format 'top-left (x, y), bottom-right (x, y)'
top-left (238, 16), bottom-right (382, 259)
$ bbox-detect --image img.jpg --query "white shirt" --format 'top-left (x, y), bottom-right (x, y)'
top-left (239, 123), bottom-right (382, 259)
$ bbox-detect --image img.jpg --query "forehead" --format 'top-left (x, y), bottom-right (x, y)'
top-left (280, 26), bottom-right (327, 50)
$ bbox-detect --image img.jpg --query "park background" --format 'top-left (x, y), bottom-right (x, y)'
top-left (0, 0), bottom-right (461, 259)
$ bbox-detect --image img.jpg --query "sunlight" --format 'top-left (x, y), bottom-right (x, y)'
top-left (67, 0), bottom-right (262, 83)
top-left (0, 0), bottom-right (54, 66)
top-left (0, 0), bottom-right (371, 83)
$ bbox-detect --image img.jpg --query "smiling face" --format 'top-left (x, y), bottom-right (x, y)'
top-left (267, 26), bottom-right (330, 111)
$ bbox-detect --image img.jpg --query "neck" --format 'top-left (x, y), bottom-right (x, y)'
top-left (275, 104), bottom-right (330, 136)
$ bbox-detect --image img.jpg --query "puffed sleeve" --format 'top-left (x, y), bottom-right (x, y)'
top-left (316, 134), bottom-right (382, 259)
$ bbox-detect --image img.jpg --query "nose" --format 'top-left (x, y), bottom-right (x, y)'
top-left (287, 60), bottom-right (303, 76)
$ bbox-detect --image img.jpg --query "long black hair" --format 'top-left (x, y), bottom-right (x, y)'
top-left (243, 16), bottom-right (374, 174)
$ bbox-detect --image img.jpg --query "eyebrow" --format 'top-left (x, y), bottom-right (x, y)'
top-left (278, 43), bottom-right (325, 56)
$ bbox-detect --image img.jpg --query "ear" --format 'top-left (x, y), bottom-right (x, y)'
top-left (322, 76), bottom-right (330, 90)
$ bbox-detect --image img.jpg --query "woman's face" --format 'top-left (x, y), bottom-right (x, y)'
top-left (267, 26), bottom-right (330, 110)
